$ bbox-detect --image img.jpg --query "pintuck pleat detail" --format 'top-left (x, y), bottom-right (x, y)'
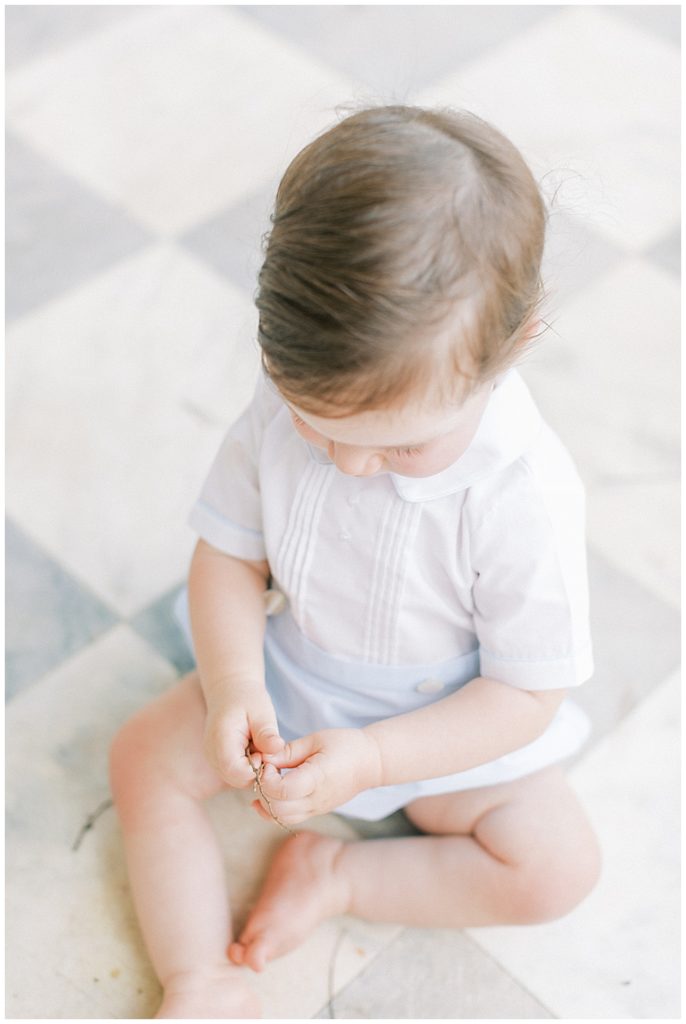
top-left (363, 496), bottom-right (423, 663)
top-left (276, 461), bottom-right (334, 627)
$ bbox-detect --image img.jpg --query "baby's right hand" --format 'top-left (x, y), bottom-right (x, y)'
top-left (203, 689), bottom-right (284, 789)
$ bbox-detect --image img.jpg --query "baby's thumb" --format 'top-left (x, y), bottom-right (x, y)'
top-left (249, 713), bottom-right (284, 755)
top-left (263, 734), bottom-right (315, 770)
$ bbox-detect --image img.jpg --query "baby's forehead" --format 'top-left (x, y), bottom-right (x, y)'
top-left (289, 388), bottom-right (477, 449)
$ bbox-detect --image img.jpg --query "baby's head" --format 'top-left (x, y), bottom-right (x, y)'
top-left (256, 104), bottom-right (546, 477)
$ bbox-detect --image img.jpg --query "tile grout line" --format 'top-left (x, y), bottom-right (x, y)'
top-left (460, 929), bottom-right (558, 1019)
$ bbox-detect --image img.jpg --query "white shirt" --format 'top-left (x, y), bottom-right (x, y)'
top-left (189, 366), bottom-right (593, 690)
top-left (184, 365), bottom-right (593, 819)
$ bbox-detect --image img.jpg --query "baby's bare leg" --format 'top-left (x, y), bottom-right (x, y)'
top-left (232, 767), bottom-right (600, 969)
top-left (110, 673), bottom-right (260, 1019)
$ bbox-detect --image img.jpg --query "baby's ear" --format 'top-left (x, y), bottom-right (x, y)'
top-left (514, 318), bottom-right (542, 349)
top-left (524, 317), bottom-right (542, 339)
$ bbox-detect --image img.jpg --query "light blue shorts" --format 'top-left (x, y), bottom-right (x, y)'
top-left (174, 589), bottom-right (590, 821)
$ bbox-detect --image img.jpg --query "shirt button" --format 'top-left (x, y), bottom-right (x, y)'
top-left (339, 529), bottom-right (352, 541)
top-left (415, 677), bottom-right (445, 695)
top-left (347, 494), bottom-right (360, 506)
top-left (263, 589), bottom-right (287, 616)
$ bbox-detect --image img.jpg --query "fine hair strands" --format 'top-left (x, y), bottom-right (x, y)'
top-left (255, 103), bottom-right (548, 418)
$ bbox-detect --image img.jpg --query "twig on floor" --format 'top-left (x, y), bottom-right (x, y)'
top-left (245, 746), bottom-right (298, 837)
top-left (72, 798), bottom-right (114, 852)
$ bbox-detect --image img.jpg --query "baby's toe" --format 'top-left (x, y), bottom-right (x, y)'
top-left (244, 934), bottom-right (271, 973)
top-left (227, 941), bottom-right (246, 966)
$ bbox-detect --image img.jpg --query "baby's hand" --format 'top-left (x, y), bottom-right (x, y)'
top-left (203, 689), bottom-right (284, 789)
top-left (254, 728), bottom-right (382, 825)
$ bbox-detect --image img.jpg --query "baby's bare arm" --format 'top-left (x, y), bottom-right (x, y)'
top-left (188, 539), bottom-right (283, 783)
top-left (188, 538), bottom-right (269, 699)
top-left (363, 678), bottom-right (567, 788)
top-left (259, 681), bottom-right (567, 824)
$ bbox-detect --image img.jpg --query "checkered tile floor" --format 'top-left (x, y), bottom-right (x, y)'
top-left (6, 5), bottom-right (680, 1019)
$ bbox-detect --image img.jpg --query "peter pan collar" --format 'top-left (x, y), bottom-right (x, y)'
top-left (305, 369), bottom-right (543, 502)
top-left (391, 370), bottom-right (543, 501)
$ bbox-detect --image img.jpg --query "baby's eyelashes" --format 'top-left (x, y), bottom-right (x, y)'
top-left (390, 445), bottom-right (424, 458)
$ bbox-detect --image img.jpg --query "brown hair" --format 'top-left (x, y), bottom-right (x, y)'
top-left (256, 104), bottom-right (547, 417)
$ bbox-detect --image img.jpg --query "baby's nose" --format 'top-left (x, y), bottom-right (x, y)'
top-left (328, 442), bottom-right (383, 477)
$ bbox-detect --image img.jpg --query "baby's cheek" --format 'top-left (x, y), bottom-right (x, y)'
top-left (399, 438), bottom-right (469, 477)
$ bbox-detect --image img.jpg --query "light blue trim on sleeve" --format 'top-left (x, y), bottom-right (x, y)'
top-left (479, 642), bottom-right (594, 690)
top-left (193, 500), bottom-right (262, 536)
top-left (188, 502), bottom-right (266, 561)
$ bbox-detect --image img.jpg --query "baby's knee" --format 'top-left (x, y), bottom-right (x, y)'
top-left (513, 832), bottom-right (602, 924)
top-left (109, 706), bottom-right (162, 807)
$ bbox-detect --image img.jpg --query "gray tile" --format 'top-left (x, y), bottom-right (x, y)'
top-left (316, 928), bottom-right (552, 1018)
top-left (542, 208), bottom-right (625, 305)
top-left (610, 4), bottom-right (681, 47)
top-left (129, 585), bottom-right (195, 677)
top-left (4, 4), bottom-right (150, 70)
top-left (570, 547), bottom-right (681, 751)
top-left (5, 133), bottom-right (152, 322)
top-left (644, 227), bottom-right (681, 279)
top-left (235, 5), bottom-right (558, 96)
top-left (180, 183), bottom-right (276, 296)
top-left (5, 519), bottom-right (118, 700)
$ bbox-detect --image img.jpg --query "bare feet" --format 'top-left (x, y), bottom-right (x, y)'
top-left (228, 831), bottom-right (350, 972)
top-left (156, 966), bottom-right (261, 1019)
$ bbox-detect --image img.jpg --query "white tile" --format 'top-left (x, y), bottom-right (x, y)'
top-left (6, 626), bottom-right (179, 1019)
top-left (6, 244), bottom-right (261, 616)
top-left (6, 6), bottom-right (356, 235)
top-left (467, 669), bottom-right (681, 1019)
top-left (418, 6), bottom-right (680, 250)
top-left (587, 479), bottom-right (680, 610)
top-left (6, 625), bottom-right (400, 1019)
top-left (518, 259), bottom-right (680, 485)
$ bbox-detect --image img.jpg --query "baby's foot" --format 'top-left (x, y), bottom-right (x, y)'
top-left (156, 965), bottom-right (261, 1019)
top-left (228, 831), bottom-right (350, 972)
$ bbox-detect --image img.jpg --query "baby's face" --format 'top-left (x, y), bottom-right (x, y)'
top-left (286, 381), bottom-right (493, 478)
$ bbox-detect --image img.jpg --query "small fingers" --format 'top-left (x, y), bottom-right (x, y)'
top-left (263, 734), bottom-right (316, 770)
top-left (227, 941), bottom-right (245, 966)
top-left (259, 761), bottom-right (318, 801)
top-left (255, 731), bottom-right (285, 755)
top-left (227, 939), bottom-right (269, 973)
top-left (204, 733), bottom-right (262, 789)
top-left (251, 797), bottom-right (310, 827)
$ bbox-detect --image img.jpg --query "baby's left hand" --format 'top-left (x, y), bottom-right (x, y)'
top-left (254, 728), bottom-right (382, 824)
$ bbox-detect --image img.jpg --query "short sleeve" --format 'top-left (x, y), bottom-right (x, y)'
top-left (188, 368), bottom-right (277, 561)
top-left (470, 446), bottom-right (593, 691)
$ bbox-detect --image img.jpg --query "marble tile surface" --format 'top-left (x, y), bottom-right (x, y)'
top-left (519, 259), bottom-right (680, 487)
top-left (317, 927), bottom-right (552, 1019)
top-left (5, 519), bottom-right (118, 701)
top-left (6, 5), bottom-right (355, 235)
top-left (612, 3), bottom-right (681, 45)
top-left (180, 181), bottom-right (277, 297)
top-left (573, 548), bottom-right (680, 746)
top-left (418, 5), bottom-right (680, 250)
top-left (6, 244), bottom-right (260, 617)
top-left (644, 226), bottom-right (681, 279)
top-left (586, 479), bottom-right (680, 611)
top-left (541, 207), bottom-right (625, 307)
top-left (130, 584), bottom-right (196, 678)
top-left (237, 4), bottom-right (557, 97)
top-left (467, 668), bottom-right (681, 1019)
top-left (5, 625), bottom-right (402, 1019)
top-left (5, 132), bottom-right (151, 322)
top-left (4, 3), bottom-right (145, 71)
